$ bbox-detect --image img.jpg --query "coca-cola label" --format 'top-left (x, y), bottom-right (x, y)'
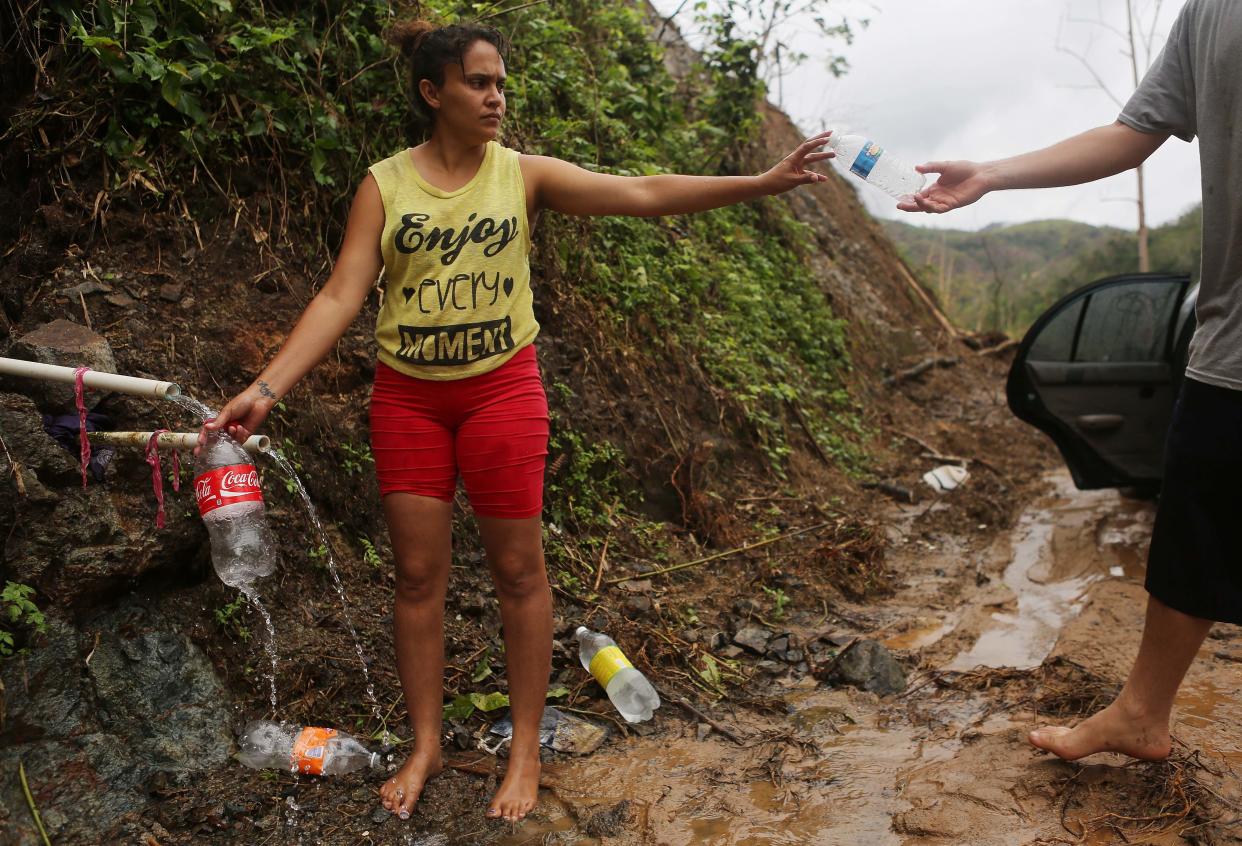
top-left (195, 463), bottom-right (263, 517)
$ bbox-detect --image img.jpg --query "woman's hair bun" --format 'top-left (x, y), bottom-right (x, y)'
top-left (389, 19), bottom-right (436, 55)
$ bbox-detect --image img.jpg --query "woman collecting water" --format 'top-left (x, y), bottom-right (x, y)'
top-left (203, 19), bottom-right (833, 823)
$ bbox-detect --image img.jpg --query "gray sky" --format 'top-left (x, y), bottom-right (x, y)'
top-left (653, 0), bottom-right (1202, 232)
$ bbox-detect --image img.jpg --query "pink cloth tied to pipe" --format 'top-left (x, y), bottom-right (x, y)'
top-left (74, 367), bottom-right (91, 487)
top-left (145, 429), bottom-right (173, 529)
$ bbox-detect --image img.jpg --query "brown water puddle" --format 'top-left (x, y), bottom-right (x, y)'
top-left (546, 686), bottom-right (950, 846)
top-left (947, 472), bottom-right (1148, 671)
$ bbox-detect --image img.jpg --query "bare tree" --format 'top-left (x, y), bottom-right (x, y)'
top-left (1058, 0), bottom-right (1168, 272)
top-left (661, 0), bottom-right (869, 106)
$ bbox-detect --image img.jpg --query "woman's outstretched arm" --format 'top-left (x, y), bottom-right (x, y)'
top-left (521, 131), bottom-right (834, 218)
top-left (201, 175), bottom-right (386, 443)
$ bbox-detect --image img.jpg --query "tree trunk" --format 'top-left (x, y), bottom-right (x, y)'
top-left (1127, 0), bottom-right (1151, 272)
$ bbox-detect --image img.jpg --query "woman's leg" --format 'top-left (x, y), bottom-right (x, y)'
top-left (378, 492), bottom-right (455, 819)
top-left (478, 514), bottom-right (552, 822)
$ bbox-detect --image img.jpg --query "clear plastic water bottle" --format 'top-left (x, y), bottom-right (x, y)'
top-left (236, 720), bottom-right (379, 775)
top-left (827, 134), bottom-right (926, 200)
top-left (575, 626), bottom-right (660, 723)
top-left (194, 430), bottom-right (275, 588)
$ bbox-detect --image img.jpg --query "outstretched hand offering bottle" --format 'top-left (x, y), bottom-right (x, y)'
top-left (194, 430), bottom-right (275, 588)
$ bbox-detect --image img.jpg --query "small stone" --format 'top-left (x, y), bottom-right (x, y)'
top-left (708, 631), bottom-right (729, 650)
top-left (370, 807), bottom-right (391, 824)
top-left (105, 292), bottom-right (138, 308)
top-left (64, 279), bottom-right (112, 297)
top-left (825, 639), bottom-right (908, 696)
top-left (767, 636), bottom-right (790, 656)
top-left (9, 319), bottom-right (118, 412)
top-left (629, 719), bottom-right (658, 736)
top-left (718, 645), bottom-right (744, 659)
top-left (159, 282), bottom-right (184, 302)
top-left (617, 579), bottom-right (652, 594)
top-left (623, 595), bottom-right (652, 615)
top-left (782, 649), bottom-right (804, 664)
top-left (733, 598), bottom-right (761, 616)
top-left (756, 660), bottom-right (785, 675)
top-left (695, 723), bottom-right (713, 742)
top-left (733, 625), bottom-right (771, 654)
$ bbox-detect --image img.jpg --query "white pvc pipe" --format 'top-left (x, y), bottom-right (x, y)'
top-left (89, 431), bottom-right (270, 455)
top-left (0, 357), bottom-right (180, 399)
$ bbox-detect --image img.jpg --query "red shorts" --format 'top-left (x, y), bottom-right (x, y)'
top-left (369, 345), bottom-right (549, 519)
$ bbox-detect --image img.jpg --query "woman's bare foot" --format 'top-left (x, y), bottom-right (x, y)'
top-left (379, 747), bottom-right (444, 820)
top-left (1028, 700), bottom-right (1172, 762)
top-left (486, 751), bottom-right (541, 822)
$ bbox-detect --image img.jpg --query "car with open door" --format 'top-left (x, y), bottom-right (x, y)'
top-left (1006, 272), bottom-right (1198, 491)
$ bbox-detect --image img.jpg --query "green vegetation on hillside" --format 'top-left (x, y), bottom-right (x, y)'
top-left (886, 206), bottom-right (1202, 337)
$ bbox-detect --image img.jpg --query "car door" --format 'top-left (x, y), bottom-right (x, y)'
top-left (1006, 272), bottom-right (1192, 490)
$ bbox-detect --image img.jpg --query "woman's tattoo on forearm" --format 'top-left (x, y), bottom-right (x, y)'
top-left (257, 380), bottom-right (278, 400)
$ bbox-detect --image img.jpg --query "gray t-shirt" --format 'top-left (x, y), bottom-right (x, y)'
top-left (1119, 0), bottom-right (1242, 391)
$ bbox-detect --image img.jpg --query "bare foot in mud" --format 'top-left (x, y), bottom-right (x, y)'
top-left (486, 751), bottom-right (540, 822)
top-left (1029, 701), bottom-right (1172, 761)
top-left (380, 748), bottom-right (444, 820)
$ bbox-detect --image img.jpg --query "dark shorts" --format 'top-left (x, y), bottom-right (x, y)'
top-left (1145, 377), bottom-right (1242, 623)
top-left (369, 345), bottom-right (549, 519)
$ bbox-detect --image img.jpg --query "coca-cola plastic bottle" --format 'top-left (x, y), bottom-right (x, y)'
top-left (194, 430), bottom-right (275, 588)
top-left (236, 720), bottom-right (378, 775)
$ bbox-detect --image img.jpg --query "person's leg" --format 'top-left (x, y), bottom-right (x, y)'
top-left (1029, 595), bottom-right (1213, 760)
top-left (378, 493), bottom-right (455, 818)
top-left (454, 345), bottom-right (551, 821)
top-left (477, 514), bottom-right (552, 822)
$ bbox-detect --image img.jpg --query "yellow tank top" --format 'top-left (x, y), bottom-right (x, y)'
top-left (368, 142), bottom-right (537, 380)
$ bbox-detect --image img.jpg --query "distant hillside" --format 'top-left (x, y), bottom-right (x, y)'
top-left (884, 205), bottom-right (1202, 337)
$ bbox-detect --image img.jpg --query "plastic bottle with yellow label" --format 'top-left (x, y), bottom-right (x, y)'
top-left (575, 626), bottom-right (661, 723)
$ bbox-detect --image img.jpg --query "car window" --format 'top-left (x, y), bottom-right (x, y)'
top-left (1028, 299), bottom-right (1083, 362)
top-left (1074, 282), bottom-right (1181, 363)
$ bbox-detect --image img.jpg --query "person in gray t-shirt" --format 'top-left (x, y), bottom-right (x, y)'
top-left (899, 0), bottom-right (1242, 763)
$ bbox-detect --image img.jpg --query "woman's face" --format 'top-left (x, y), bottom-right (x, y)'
top-left (422, 39), bottom-right (506, 143)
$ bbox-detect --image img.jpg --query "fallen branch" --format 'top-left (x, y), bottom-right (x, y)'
top-left (444, 753), bottom-right (562, 788)
top-left (19, 760), bottom-right (52, 846)
top-left (860, 481), bottom-right (914, 503)
top-left (605, 522), bottom-right (830, 585)
top-left (664, 693), bottom-right (748, 746)
top-left (813, 637), bottom-right (860, 682)
top-left (977, 338), bottom-right (1020, 357)
top-left (883, 356), bottom-right (960, 388)
top-left (786, 400), bottom-right (831, 466)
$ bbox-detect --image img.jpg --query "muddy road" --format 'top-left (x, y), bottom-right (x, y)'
top-left (450, 471), bottom-right (1242, 846)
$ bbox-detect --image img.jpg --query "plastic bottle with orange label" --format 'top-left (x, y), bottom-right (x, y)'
top-left (236, 721), bottom-right (378, 775)
top-left (575, 626), bottom-right (660, 722)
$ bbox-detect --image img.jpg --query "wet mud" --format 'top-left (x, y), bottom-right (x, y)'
top-left (455, 471), bottom-right (1242, 845)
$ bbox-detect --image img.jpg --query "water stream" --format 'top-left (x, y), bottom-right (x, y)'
top-left (241, 585), bottom-right (279, 712)
top-left (264, 448), bottom-right (380, 720)
top-left (168, 393), bottom-right (217, 423)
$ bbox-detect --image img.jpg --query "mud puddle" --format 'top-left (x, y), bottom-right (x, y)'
top-left (946, 472), bottom-right (1152, 671)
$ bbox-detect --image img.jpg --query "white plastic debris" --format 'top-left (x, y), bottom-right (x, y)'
top-left (1109, 566), bottom-right (1125, 578)
top-left (482, 706), bottom-right (608, 756)
top-left (923, 465), bottom-right (969, 493)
